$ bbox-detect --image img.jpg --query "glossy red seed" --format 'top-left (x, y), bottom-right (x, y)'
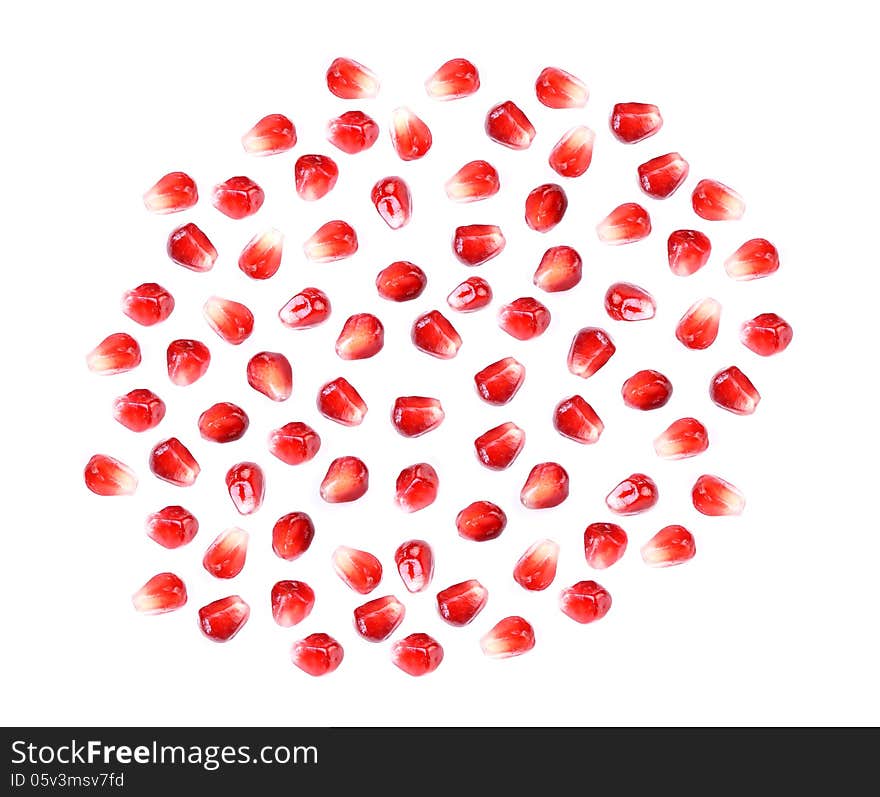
top-left (610, 102), bottom-right (663, 143)
top-left (271, 512), bottom-right (315, 561)
top-left (166, 339), bottom-right (210, 386)
top-left (392, 633), bottom-right (444, 676)
top-left (445, 160), bottom-right (500, 202)
top-left (676, 298), bottom-right (721, 350)
top-left (146, 505), bottom-right (198, 549)
top-left (354, 595), bottom-right (406, 642)
top-left (568, 327), bottom-right (616, 378)
top-left (535, 67), bottom-right (588, 108)
top-left (198, 596), bottom-right (250, 642)
top-left (211, 176), bottom-right (264, 219)
top-left (453, 224), bottom-right (506, 266)
top-left (553, 395), bottom-right (603, 444)
top-left (621, 369), bottom-right (672, 410)
top-left (710, 366), bottom-right (761, 415)
top-left (426, 58), bottom-right (480, 100)
top-left (335, 313), bottom-right (384, 360)
top-left (525, 183), bottom-right (568, 232)
top-left (521, 462), bottom-right (570, 509)
top-left (559, 581), bottom-right (612, 624)
top-left (485, 101), bottom-right (535, 149)
top-left (167, 223), bottom-right (217, 272)
top-left (395, 463), bottom-right (439, 513)
top-left (303, 220), bottom-right (358, 262)
top-left (247, 351), bottom-right (292, 402)
top-left (225, 462), bottom-right (265, 515)
top-left (268, 421), bottom-right (321, 465)
top-left (198, 401), bottom-right (249, 443)
top-left (292, 633), bottom-right (344, 676)
top-left (693, 474), bottom-right (746, 517)
top-left (279, 286), bottom-right (331, 329)
top-left (321, 458), bottom-right (369, 503)
top-left (583, 523), bottom-right (628, 569)
top-left (533, 246), bottom-right (582, 292)
top-left (238, 229), bottom-right (283, 280)
top-left (474, 357), bottom-right (525, 405)
top-left (86, 333), bottom-right (141, 375)
top-left (294, 154), bottom-right (339, 201)
top-left (132, 572), bottom-right (187, 615)
top-left (271, 580), bottom-right (315, 627)
top-left (740, 312), bottom-right (793, 356)
top-left (437, 579), bottom-right (489, 625)
top-left (317, 377), bottom-right (367, 426)
top-left (390, 107), bottom-right (432, 161)
top-left (475, 422), bottom-right (525, 470)
top-left (371, 176), bottom-right (412, 229)
top-left (202, 296), bottom-right (254, 345)
top-left (481, 616), bottom-right (535, 659)
top-left (638, 152), bottom-right (689, 199)
top-left (327, 110), bottom-right (379, 154)
top-left (606, 473), bottom-right (659, 515)
top-left (143, 172), bottom-right (198, 214)
top-left (241, 113), bottom-right (297, 155)
top-left (411, 310), bottom-right (462, 359)
top-left (113, 388), bottom-right (165, 432)
top-left (498, 297), bottom-right (551, 340)
top-left (597, 203), bottom-right (651, 244)
top-left (654, 417), bottom-right (710, 460)
top-left (692, 179), bottom-right (745, 221)
top-left (447, 276), bottom-right (492, 312)
top-left (456, 501), bottom-right (507, 542)
top-left (84, 454), bottom-right (137, 496)
top-left (149, 438), bottom-right (200, 486)
top-left (121, 283), bottom-right (175, 326)
top-left (514, 539), bottom-right (560, 591)
top-left (605, 282), bottom-right (656, 321)
top-left (376, 261), bottom-right (427, 302)
top-left (202, 527), bottom-right (248, 579)
top-left (332, 546), bottom-right (381, 593)
top-left (668, 230), bottom-right (712, 276)
top-left (326, 57), bottom-right (379, 99)
top-left (394, 540), bottom-right (434, 593)
top-left (725, 238), bottom-right (779, 280)
top-left (642, 525), bottom-right (696, 567)
top-left (391, 396), bottom-right (444, 437)
top-left (548, 126), bottom-right (595, 178)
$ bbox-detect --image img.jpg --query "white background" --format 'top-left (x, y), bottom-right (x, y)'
top-left (2, 0), bottom-right (878, 726)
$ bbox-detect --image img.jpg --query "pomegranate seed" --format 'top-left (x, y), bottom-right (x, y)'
top-left (271, 580), bottom-right (315, 627)
top-left (292, 633), bottom-right (344, 676)
top-left (553, 395), bottom-right (604, 444)
top-left (693, 474), bottom-right (745, 517)
top-left (525, 183), bottom-right (568, 232)
top-left (268, 421), bottom-right (321, 465)
top-left (394, 540), bottom-right (435, 592)
top-left (676, 298), bottom-right (721, 350)
top-left (86, 333), bottom-right (141, 375)
top-left (241, 113), bottom-right (296, 155)
top-left (447, 276), bottom-right (492, 312)
top-left (354, 595), bottom-right (406, 642)
top-left (132, 573), bottom-right (187, 615)
top-left (211, 176), bottom-right (264, 219)
top-left (113, 388), bottom-right (165, 432)
top-left (480, 616), bottom-right (535, 659)
top-left (474, 357), bottom-right (525, 405)
top-left (740, 312), bottom-right (793, 356)
top-left (303, 220), bottom-right (358, 262)
top-left (390, 107), bottom-right (433, 161)
top-left (272, 512), bottom-right (315, 561)
top-left (327, 110), bottom-right (379, 154)
top-left (610, 102), bottom-right (663, 143)
top-left (202, 296), bottom-right (254, 345)
top-left (198, 401), bottom-right (249, 443)
top-left (395, 463), bottom-right (439, 513)
top-left (535, 66), bottom-right (588, 108)
top-left (121, 283), bottom-right (175, 326)
top-left (485, 101), bottom-right (535, 149)
top-left (445, 160), bottom-right (500, 202)
top-left (521, 462), bottom-right (570, 509)
top-left (568, 327), bottom-right (616, 378)
top-left (638, 152), bottom-right (690, 199)
top-left (605, 282), bottom-right (656, 321)
top-left (335, 313), bottom-right (384, 360)
top-left (533, 246), bottom-right (582, 292)
top-left (425, 58), bottom-right (480, 100)
top-left (725, 238), bottom-right (779, 281)
top-left (332, 546), bottom-right (381, 593)
top-left (668, 230), bottom-right (712, 276)
top-left (225, 462), bottom-right (265, 515)
top-left (642, 525), bottom-right (696, 567)
top-left (411, 310), bottom-right (462, 359)
top-left (247, 351), bottom-right (292, 402)
top-left (167, 223), bottom-right (217, 272)
top-left (498, 297), bottom-right (551, 340)
top-left (391, 396), bottom-right (445, 437)
top-left (621, 369), bottom-right (672, 410)
top-left (692, 178), bottom-right (745, 221)
top-left (371, 176), bottom-right (412, 229)
top-left (453, 224), bottom-right (505, 266)
top-left (143, 172), bottom-right (197, 214)
top-left (376, 261), bottom-right (427, 302)
top-left (198, 595), bottom-right (250, 642)
top-left (583, 522), bottom-right (628, 569)
top-left (392, 633), bottom-right (444, 676)
top-left (456, 501), bottom-right (507, 542)
top-left (559, 581), bottom-right (612, 624)
top-left (513, 539), bottom-right (560, 591)
top-left (437, 579), bottom-right (489, 625)
top-left (321, 457), bottom-right (369, 503)
top-left (317, 377), bottom-right (367, 426)
top-left (84, 454), bottom-right (137, 496)
top-left (475, 422), bottom-right (525, 470)
top-left (238, 229), bottom-right (283, 280)
top-left (654, 417), bottom-right (710, 460)
top-left (166, 339), bottom-right (210, 386)
top-left (606, 473), bottom-right (659, 515)
top-left (149, 438), bottom-right (200, 486)
top-left (202, 527), bottom-right (248, 579)
top-left (146, 505), bottom-right (198, 549)
top-left (710, 366), bottom-right (761, 415)
top-left (326, 57), bottom-right (379, 99)
top-left (279, 287), bottom-right (331, 329)
top-left (596, 203), bottom-right (651, 245)
top-left (548, 126), bottom-right (595, 178)
top-left (294, 154), bottom-right (339, 201)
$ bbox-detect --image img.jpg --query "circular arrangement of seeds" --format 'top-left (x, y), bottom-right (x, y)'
top-left (83, 57), bottom-right (792, 677)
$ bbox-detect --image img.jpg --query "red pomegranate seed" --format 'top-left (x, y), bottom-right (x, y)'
top-left (143, 172), bottom-right (197, 214)
top-left (371, 176), bottom-right (412, 229)
top-left (621, 369), bottom-right (672, 410)
top-left (167, 223), bottom-right (217, 272)
top-left (202, 527), bottom-right (248, 579)
top-left (166, 339), bottom-right (210, 386)
top-left (326, 57), bottom-right (379, 99)
top-left (321, 458), bottom-right (369, 503)
top-left (271, 581), bottom-right (315, 627)
top-left (533, 246), bottom-right (582, 292)
top-left (480, 616), bottom-right (535, 659)
top-left (202, 296), bottom-right (254, 345)
top-left (121, 283), bottom-right (175, 326)
top-left (149, 438), bottom-right (200, 486)
top-left (132, 572), bottom-right (187, 615)
top-left (303, 220), bottom-right (358, 262)
top-left (425, 58), bottom-right (480, 100)
top-left (654, 417), bottom-right (710, 459)
top-left (211, 176), bottom-right (264, 219)
top-left (392, 633), bottom-right (444, 676)
top-left (292, 633), bottom-right (344, 676)
top-left (391, 396), bottom-right (445, 437)
top-left (638, 152), bottom-right (690, 199)
top-left (521, 462), bottom-right (569, 509)
top-left (437, 579), bottom-right (489, 625)
top-left (390, 107), bottom-right (433, 161)
top-left (395, 463), bottom-right (439, 513)
top-left (725, 238), bottom-right (779, 281)
top-left (525, 183), bottom-right (568, 232)
top-left (535, 66), bottom-right (588, 108)
top-left (225, 462), bottom-right (265, 515)
top-left (553, 395), bottom-right (604, 444)
top-left (327, 110), bottom-right (379, 154)
top-left (498, 297), bottom-right (551, 340)
top-left (394, 540), bottom-right (434, 593)
top-left (272, 512), bottom-right (315, 561)
top-left (84, 454), bottom-right (137, 496)
top-left (456, 501), bottom-right (507, 542)
top-left (642, 525), bottom-right (696, 567)
top-left (548, 126), bottom-right (595, 178)
top-left (241, 113), bottom-right (296, 155)
top-left (710, 366), bottom-right (761, 415)
top-left (568, 327), bottom-right (616, 378)
top-left (332, 546), bottom-right (381, 593)
top-left (693, 474), bottom-right (745, 517)
top-left (453, 224), bottom-right (505, 266)
top-left (113, 388), bottom-right (165, 432)
top-left (376, 261), bottom-right (427, 302)
top-left (238, 229), bottom-right (283, 280)
top-left (294, 154), bottom-right (339, 201)
top-left (198, 401), bottom-right (248, 443)
top-left (485, 101), bottom-right (535, 149)
top-left (146, 505), bottom-right (198, 549)
top-left (335, 313), bottom-right (384, 360)
top-left (474, 357), bottom-right (525, 405)
top-left (247, 351), bottom-right (292, 402)
top-left (447, 276), bottom-right (492, 312)
top-left (317, 377), bottom-right (367, 426)
top-left (268, 421), bottom-right (321, 465)
top-left (676, 298), bottom-right (721, 350)
top-left (606, 473), bottom-right (659, 515)
top-left (199, 596), bottom-right (250, 642)
top-left (559, 581), bottom-right (612, 624)
top-left (86, 333), bottom-right (141, 375)
top-left (596, 202), bottom-right (651, 244)
top-left (475, 422), bottom-right (525, 470)
top-left (583, 522), bottom-right (628, 569)
top-left (692, 178), bottom-right (745, 221)
top-left (605, 282), bottom-right (656, 321)
top-left (445, 160), bottom-right (500, 202)
top-left (610, 102), bottom-right (663, 143)
top-left (354, 595), bottom-right (406, 642)
top-left (411, 310), bottom-right (462, 359)
top-left (668, 230), bottom-right (712, 276)
top-left (740, 312), bottom-right (793, 356)
top-left (513, 539), bottom-right (560, 591)
top-left (279, 286), bottom-right (331, 329)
